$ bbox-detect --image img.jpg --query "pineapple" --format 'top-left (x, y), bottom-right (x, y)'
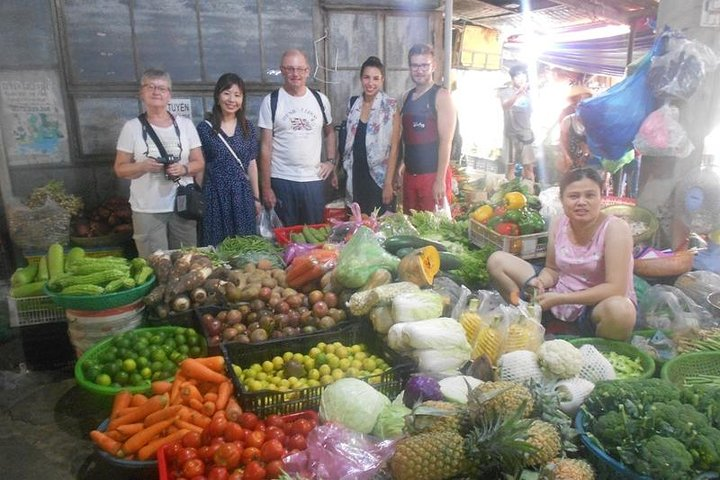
top-left (503, 311), bottom-right (543, 353)
top-left (525, 420), bottom-right (562, 467)
top-left (474, 381), bottom-right (534, 419)
top-left (470, 315), bottom-right (506, 362)
top-left (390, 430), bottom-right (468, 480)
top-left (463, 406), bottom-right (536, 478)
top-left (405, 400), bottom-right (463, 433)
top-left (539, 458), bottom-right (596, 480)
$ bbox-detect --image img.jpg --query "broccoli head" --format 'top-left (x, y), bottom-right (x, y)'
top-left (633, 435), bottom-right (694, 480)
top-left (646, 400), bottom-right (711, 438)
top-left (584, 379), bottom-right (681, 416)
top-left (681, 384), bottom-right (720, 429)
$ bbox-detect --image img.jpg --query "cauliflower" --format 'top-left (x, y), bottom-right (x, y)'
top-left (537, 339), bottom-right (583, 379)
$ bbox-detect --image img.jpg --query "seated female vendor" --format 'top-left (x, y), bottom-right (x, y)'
top-left (487, 167), bottom-right (636, 341)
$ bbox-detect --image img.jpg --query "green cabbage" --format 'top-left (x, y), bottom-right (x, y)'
top-left (319, 378), bottom-right (390, 433)
top-left (371, 404), bottom-right (411, 439)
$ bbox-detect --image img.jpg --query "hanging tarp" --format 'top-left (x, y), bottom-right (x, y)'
top-left (504, 27), bottom-right (655, 77)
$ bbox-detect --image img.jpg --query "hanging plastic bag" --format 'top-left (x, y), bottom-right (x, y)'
top-left (334, 226), bottom-right (400, 288)
top-left (578, 37), bottom-right (662, 160)
top-left (434, 196), bottom-right (452, 219)
top-left (633, 104), bottom-right (694, 158)
top-left (648, 31), bottom-right (719, 102)
top-left (256, 207), bottom-right (282, 241)
top-left (674, 270), bottom-right (720, 311)
top-left (282, 423), bottom-right (395, 480)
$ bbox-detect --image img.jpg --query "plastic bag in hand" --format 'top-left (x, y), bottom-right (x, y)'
top-left (256, 207), bottom-right (283, 241)
top-left (633, 104), bottom-right (694, 158)
top-left (282, 423), bottom-right (396, 480)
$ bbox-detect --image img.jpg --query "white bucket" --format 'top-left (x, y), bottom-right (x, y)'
top-left (67, 300), bottom-right (145, 357)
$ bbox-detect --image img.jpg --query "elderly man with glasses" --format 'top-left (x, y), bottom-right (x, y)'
top-left (257, 49), bottom-right (337, 226)
top-left (390, 43), bottom-right (457, 213)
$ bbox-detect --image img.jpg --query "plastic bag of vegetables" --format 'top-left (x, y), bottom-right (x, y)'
top-left (319, 378), bottom-right (391, 434)
top-left (387, 317), bottom-right (470, 352)
top-left (392, 291), bottom-right (445, 323)
top-left (334, 226), bottom-right (400, 289)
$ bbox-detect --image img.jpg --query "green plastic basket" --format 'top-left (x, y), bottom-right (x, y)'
top-left (568, 337), bottom-right (656, 379)
top-left (45, 275), bottom-right (156, 311)
top-left (660, 351), bottom-right (720, 386)
top-left (74, 326), bottom-right (206, 396)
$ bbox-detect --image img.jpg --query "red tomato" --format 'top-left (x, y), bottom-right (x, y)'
top-left (224, 422), bottom-right (246, 442)
top-left (190, 476), bottom-right (208, 480)
top-left (246, 430), bottom-right (266, 449)
top-left (265, 414), bottom-right (285, 429)
top-left (287, 433), bottom-right (307, 451)
top-left (260, 438), bottom-right (285, 462)
top-left (280, 422), bottom-right (293, 435)
top-left (198, 445), bottom-right (216, 463)
top-left (176, 447), bottom-right (199, 465)
top-left (208, 414), bottom-right (228, 437)
top-left (211, 436), bottom-right (226, 447)
top-left (265, 459), bottom-right (284, 479)
top-left (229, 471), bottom-right (243, 480)
top-left (213, 442), bottom-right (242, 470)
top-left (242, 461), bottom-right (267, 480)
top-left (182, 431), bottom-right (203, 449)
top-left (207, 466), bottom-right (229, 480)
top-left (182, 458), bottom-right (206, 478)
top-left (232, 440), bottom-right (245, 452)
top-left (238, 412), bottom-right (259, 430)
top-left (255, 422), bottom-right (266, 432)
top-left (290, 419), bottom-right (313, 437)
top-left (165, 441), bottom-right (183, 460)
top-left (240, 446), bottom-right (261, 466)
top-left (264, 426), bottom-right (286, 443)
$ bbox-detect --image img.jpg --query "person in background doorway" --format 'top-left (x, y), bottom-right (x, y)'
top-left (257, 49), bottom-right (337, 226)
top-left (340, 56), bottom-right (400, 215)
top-left (197, 73), bottom-right (260, 246)
top-left (557, 85), bottom-right (593, 174)
top-left (487, 167), bottom-right (636, 341)
top-left (392, 43), bottom-right (457, 213)
top-left (499, 64), bottom-right (536, 182)
top-left (114, 68), bottom-right (204, 258)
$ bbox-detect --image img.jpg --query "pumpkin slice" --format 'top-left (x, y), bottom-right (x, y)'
top-left (397, 246), bottom-right (440, 287)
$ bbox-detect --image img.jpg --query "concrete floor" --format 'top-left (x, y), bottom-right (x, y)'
top-left (0, 300), bottom-right (160, 480)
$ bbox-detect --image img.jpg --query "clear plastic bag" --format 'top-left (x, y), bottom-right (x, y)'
top-left (674, 270), bottom-right (720, 310)
top-left (282, 423), bottom-right (396, 480)
top-left (499, 302), bottom-right (545, 354)
top-left (334, 226), bottom-right (400, 288)
top-left (434, 196), bottom-right (452, 219)
top-left (256, 207), bottom-right (283, 241)
top-left (641, 284), bottom-right (717, 333)
top-left (648, 31), bottom-right (718, 102)
top-left (633, 104), bottom-right (694, 158)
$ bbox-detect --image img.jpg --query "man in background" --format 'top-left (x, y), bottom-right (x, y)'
top-left (499, 64), bottom-right (536, 182)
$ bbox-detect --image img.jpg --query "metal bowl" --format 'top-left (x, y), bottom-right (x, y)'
top-left (707, 291), bottom-right (720, 317)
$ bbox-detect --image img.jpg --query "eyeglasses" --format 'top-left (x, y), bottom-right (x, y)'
top-left (281, 66), bottom-right (308, 74)
top-left (143, 84), bottom-right (170, 93)
top-left (410, 63), bottom-right (432, 71)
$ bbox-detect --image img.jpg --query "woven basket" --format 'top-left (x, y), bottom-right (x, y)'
top-left (634, 250), bottom-right (694, 278)
top-left (660, 351), bottom-right (720, 386)
top-left (602, 205), bottom-right (658, 245)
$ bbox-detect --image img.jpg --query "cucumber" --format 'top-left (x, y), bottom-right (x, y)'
top-left (395, 247), bottom-right (414, 258)
top-left (383, 235), bottom-right (447, 255)
top-left (439, 251), bottom-right (462, 271)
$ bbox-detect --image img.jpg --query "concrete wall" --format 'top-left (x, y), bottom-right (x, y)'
top-left (0, 0), bottom-right (442, 216)
top-left (638, 0), bottom-right (720, 246)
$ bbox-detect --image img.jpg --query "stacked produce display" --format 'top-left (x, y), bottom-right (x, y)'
top-left (10, 186), bottom-right (720, 480)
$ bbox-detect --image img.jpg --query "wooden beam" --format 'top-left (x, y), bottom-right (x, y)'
top-left (550, 0), bottom-right (630, 24)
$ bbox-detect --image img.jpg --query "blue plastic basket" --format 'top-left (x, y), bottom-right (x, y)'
top-left (575, 409), bottom-right (651, 480)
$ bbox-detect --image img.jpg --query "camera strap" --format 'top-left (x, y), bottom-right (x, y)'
top-left (204, 120), bottom-right (247, 176)
top-left (138, 112), bottom-right (182, 160)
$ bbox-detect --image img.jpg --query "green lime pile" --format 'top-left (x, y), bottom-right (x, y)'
top-left (81, 327), bottom-right (204, 388)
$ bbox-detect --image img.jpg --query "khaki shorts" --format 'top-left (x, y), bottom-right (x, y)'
top-left (502, 135), bottom-right (536, 166)
top-left (132, 211), bottom-right (197, 258)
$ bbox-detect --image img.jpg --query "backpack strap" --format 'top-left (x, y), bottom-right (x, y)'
top-left (270, 88), bottom-right (328, 126)
top-left (348, 95), bottom-right (359, 114)
top-left (309, 88), bottom-right (329, 125)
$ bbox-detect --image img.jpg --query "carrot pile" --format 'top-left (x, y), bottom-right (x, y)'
top-left (89, 356), bottom-right (241, 461)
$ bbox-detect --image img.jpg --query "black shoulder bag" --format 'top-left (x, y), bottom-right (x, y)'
top-left (138, 113), bottom-right (204, 221)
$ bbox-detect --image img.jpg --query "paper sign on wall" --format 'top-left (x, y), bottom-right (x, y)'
top-left (168, 98), bottom-right (192, 119)
top-left (0, 70), bottom-right (70, 166)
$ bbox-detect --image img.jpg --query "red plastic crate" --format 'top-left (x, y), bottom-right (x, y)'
top-left (157, 410), bottom-right (319, 480)
top-left (273, 223), bottom-right (328, 246)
